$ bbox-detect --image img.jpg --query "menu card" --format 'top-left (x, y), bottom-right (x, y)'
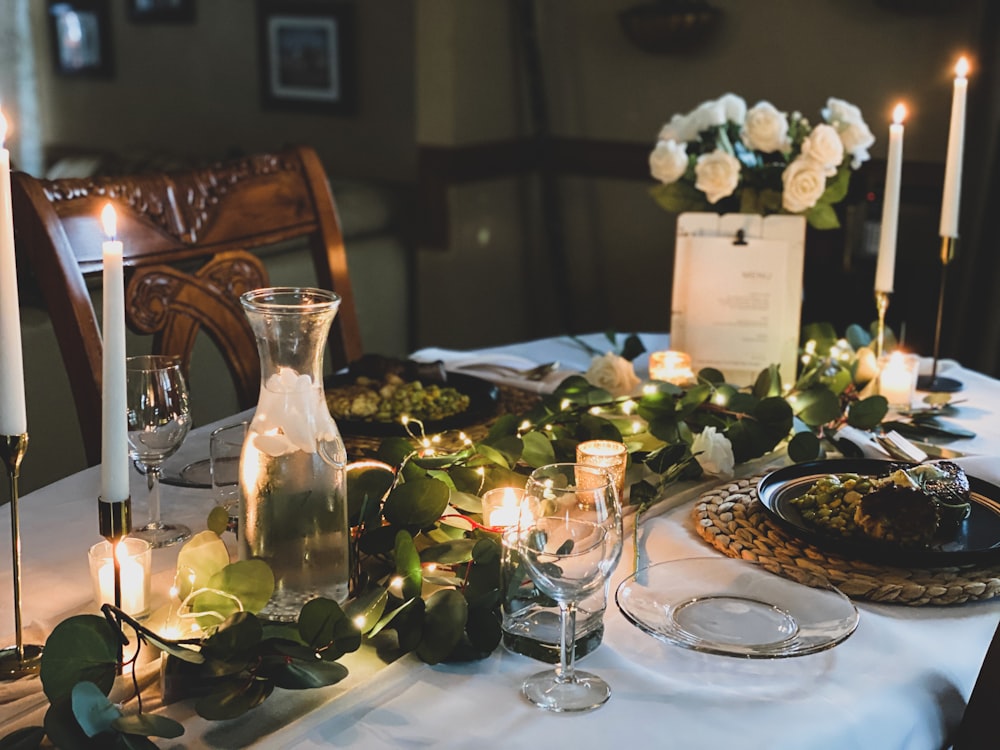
top-left (670, 212), bottom-right (806, 388)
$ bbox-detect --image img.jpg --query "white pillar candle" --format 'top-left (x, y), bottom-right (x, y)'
top-left (875, 103), bottom-right (906, 293)
top-left (939, 57), bottom-right (969, 238)
top-left (101, 203), bottom-right (130, 502)
top-left (0, 111), bottom-right (27, 435)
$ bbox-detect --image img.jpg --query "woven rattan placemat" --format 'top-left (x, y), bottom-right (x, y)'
top-left (692, 475), bottom-right (1000, 606)
top-left (342, 384), bottom-right (541, 459)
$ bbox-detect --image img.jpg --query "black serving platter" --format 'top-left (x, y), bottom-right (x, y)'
top-left (325, 370), bottom-right (500, 437)
top-left (756, 458), bottom-right (1000, 567)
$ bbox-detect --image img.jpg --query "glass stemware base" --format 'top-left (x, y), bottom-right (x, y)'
top-left (522, 669), bottom-right (611, 712)
top-left (131, 520), bottom-right (191, 548)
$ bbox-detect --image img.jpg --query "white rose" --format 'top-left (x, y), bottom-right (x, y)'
top-left (717, 93), bottom-right (747, 125)
top-left (781, 156), bottom-right (828, 213)
top-left (800, 123), bottom-right (845, 176)
top-left (690, 98), bottom-right (728, 132)
top-left (694, 149), bottom-right (741, 204)
top-left (691, 426), bottom-right (735, 479)
top-left (741, 101), bottom-right (790, 153)
top-left (584, 353), bottom-right (641, 398)
top-left (823, 98), bottom-right (875, 168)
top-left (649, 139), bottom-right (689, 184)
top-left (658, 113), bottom-right (694, 143)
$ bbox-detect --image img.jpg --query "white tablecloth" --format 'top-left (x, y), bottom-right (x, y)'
top-left (2, 333), bottom-right (999, 749)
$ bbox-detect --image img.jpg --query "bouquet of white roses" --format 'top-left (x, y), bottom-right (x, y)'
top-left (649, 93), bottom-right (875, 229)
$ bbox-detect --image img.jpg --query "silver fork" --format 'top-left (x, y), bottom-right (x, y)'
top-left (455, 361), bottom-right (559, 381)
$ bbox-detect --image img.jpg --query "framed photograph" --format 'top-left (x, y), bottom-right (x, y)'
top-left (127, 0), bottom-right (196, 24)
top-left (47, 0), bottom-right (114, 77)
top-left (256, 0), bottom-right (358, 115)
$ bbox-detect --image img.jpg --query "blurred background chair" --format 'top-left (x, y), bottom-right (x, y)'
top-left (951, 617), bottom-right (1000, 749)
top-left (12, 145), bottom-right (363, 469)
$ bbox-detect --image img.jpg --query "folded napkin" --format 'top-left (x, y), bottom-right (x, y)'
top-left (409, 348), bottom-right (575, 394)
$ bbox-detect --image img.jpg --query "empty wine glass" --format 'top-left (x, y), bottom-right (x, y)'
top-left (126, 355), bottom-right (193, 548)
top-left (517, 463), bottom-right (623, 712)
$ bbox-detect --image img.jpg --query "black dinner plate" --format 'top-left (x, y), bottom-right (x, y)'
top-left (756, 458), bottom-right (1000, 567)
top-left (324, 371), bottom-right (500, 437)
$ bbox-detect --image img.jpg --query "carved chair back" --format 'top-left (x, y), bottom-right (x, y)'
top-left (12, 146), bottom-right (362, 467)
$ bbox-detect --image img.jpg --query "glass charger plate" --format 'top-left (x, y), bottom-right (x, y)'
top-left (756, 458), bottom-right (1000, 567)
top-left (615, 557), bottom-right (859, 658)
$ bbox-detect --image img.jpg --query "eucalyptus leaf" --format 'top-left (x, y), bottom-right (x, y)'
top-left (474, 443), bottom-right (512, 470)
top-left (698, 368), bottom-right (725, 385)
top-left (788, 431), bottom-right (822, 462)
top-left (118, 733), bottom-right (161, 750)
top-left (521, 430), bottom-right (556, 469)
top-left (375, 436), bottom-right (418, 466)
top-left (175, 531), bottom-right (232, 601)
top-left (485, 413), bottom-right (521, 441)
top-left (207, 505), bottom-right (230, 536)
top-left (195, 678), bottom-right (273, 721)
top-left (448, 490), bottom-right (483, 513)
top-left (111, 713), bottom-right (184, 739)
top-left (367, 596), bottom-right (424, 639)
top-left (383, 477), bottom-right (451, 528)
top-left (620, 333), bottom-right (646, 362)
top-left (347, 463), bottom-right (395, 524)
top-left (70, 682), bottom-right (121, 738)
top-left (40, 615), bottom-right (119, 703)
top-left (0, 726), bottom-right (45, 750)
top-left (416, 589), bottom-right (468, 664)
top-left (847, 395), bottom-right (888, 430)
top-left (191, 559), bottom-right (275, 622)
top-left (256, 655), bottom-right (349, 689)
top-left (344, 587), bottom-right (389, 634)
top-left (793, 386), bottom-right (842, 427)
top-left (43, 699), bottom-right (92, 750)
top-left (472, 537), bottom-right (501, 565)
top-left (200, 612), bottom-right (262, 662)
top-left (298, 597), bottom-right (354, 652)
top-left (394, 530), bottom-right (423, 601)
top-left (419, 538), bottom-right (478, 565)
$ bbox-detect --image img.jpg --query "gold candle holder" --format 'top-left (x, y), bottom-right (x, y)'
top-left (575, 439), bottom-right (628, 501)
top-left (916, 236), bottom-right (962, 392)
top-left (0, 432), bottom-right (43, 680)
top-left (874, 290), bottom-right (890, 360)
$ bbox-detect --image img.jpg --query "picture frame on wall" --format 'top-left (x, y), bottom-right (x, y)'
top-left (47, 0), bottom-right (114, 78)
top-left (256, 0), bottom-right (358, 115)
top-left (127, 0), bottom-right (196, 24)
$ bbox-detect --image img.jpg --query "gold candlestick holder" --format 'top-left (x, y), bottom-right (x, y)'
top-left (916, 236), bottom-right (963, 393)
top-left (98, 495), bottom-right (132, 673)
top-left (874, 290), bottom-right (891, 359)
top-left (0, 433), bottom-right (43, 680)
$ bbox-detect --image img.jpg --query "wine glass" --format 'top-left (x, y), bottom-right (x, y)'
top-left (126, 355), bottom-right (193, 548)
top-left (517, 463), bottom-right (623, 712)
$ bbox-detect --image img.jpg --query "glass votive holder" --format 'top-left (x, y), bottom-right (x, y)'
top-left (878, 351), bottom-right (919, 410)
top-left (648, 350), bottom-right (695, 386)
top-left (481, 486), bottom-right (529, 530)
top-left (576, 439), bottom-right (628, 501)
top-left (88, 537), bottom-right (152, 619)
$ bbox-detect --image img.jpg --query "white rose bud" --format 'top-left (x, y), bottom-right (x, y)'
top-left (584, 353), bottom-right (641, 399)
top-left (694, 149), bottom-right (741, 204)
top-left (649, 139), bottom-right (689, 184)
top-left (781, 156), bottom-right (828, 213)
top-left (691, 426), bottom-right (735, 479)
top-left (800, 123), bottom-right (845, 176)
top-left (658, 113), bottom-right (693, 144)
top-left (691, 98), bottom-right (728, 132)
top-left (717, 93), bottom-right (747, 124)
top-left (741, 101), bottom-right (790, 153)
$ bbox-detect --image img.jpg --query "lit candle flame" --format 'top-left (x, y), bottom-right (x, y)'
top-left (892, 103), bottom-right (906, 125)
top-left (101, 202), bottom-right (117, 240)
top-left (956, 56), bottom-right (969, 79)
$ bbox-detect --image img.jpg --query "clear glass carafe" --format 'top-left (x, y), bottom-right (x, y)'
top-left (238, 287), bottom-right (349, 621)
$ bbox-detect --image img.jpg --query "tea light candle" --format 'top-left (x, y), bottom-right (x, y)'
top-left (481, 486), bottom-right (528, 529)
top-left (879, 351), bottom-right (918, 409)
top-left (648, 350), bottom-right (695, 386)
top-left (88, 538), bottom-right (152, 618)
top-left (576, 439), bottom-right (628, 500)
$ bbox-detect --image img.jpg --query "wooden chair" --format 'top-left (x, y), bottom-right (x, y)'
top-left (12, 145), bottom-right (363, 468)
top-left (952, 617), bottom-right (1000, 749)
